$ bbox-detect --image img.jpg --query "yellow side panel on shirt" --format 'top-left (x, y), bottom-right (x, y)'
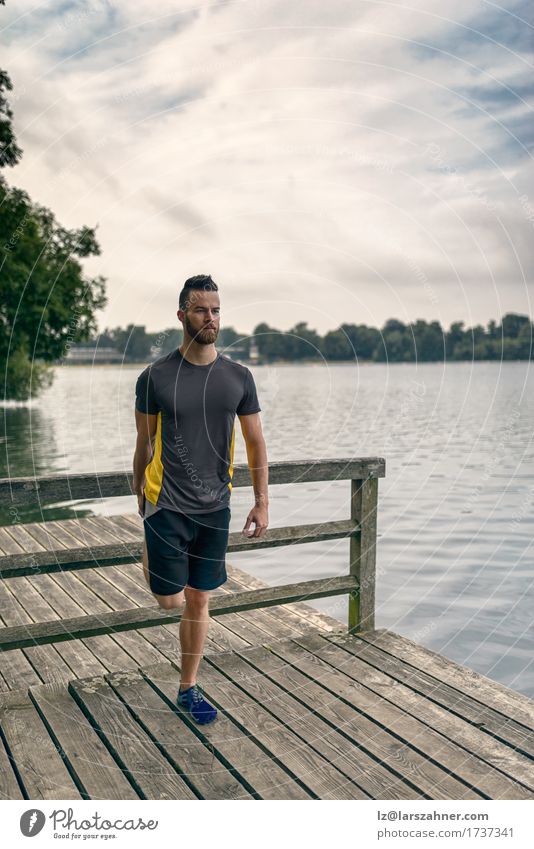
top-left (227, 422), bottom-right (235, 492)
top-left (144, 412), bottom-right (164, 504)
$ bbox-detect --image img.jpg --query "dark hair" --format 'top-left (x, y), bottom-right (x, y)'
top-left (179, 274), bottom-right (219, 310)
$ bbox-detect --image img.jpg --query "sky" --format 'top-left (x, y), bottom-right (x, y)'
top-left (1, 0), bottom-right (533, 336)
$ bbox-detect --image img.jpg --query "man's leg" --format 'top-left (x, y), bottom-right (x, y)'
top-left (179, 586), bottom-right (210, 689)
top-left (143, 538), bottom-right (185, 610)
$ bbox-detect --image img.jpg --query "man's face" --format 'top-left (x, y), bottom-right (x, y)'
top-left (180, 290), bottom-right (221, 345)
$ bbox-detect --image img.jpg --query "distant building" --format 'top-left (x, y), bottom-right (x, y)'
top-left (63, 346), bottom-right (124, 364)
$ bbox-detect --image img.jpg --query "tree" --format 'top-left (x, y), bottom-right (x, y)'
top-left (110, 325), bottom-right (153, 360)
top-left (252, 322), bottom-right (288, 360)
top-left (340, 323), bottom-right (380, 360)
top-left (322, 329), bottom-right (353, 360)
top-left (410, 319), bottom-right (445, 361)
top-left (0, 69), bottom-right (22, 168)
top-left (218, 325), bottom-right (241, 354)
top-left (500, 312), bottom-right (531, 339)
top-left (287, 321), bottom-right (322, 360)
top-left (446, 321), bottom-right (465, 359)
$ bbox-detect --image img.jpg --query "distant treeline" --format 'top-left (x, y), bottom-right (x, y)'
top-left (87, 312), bottom-right (533, 362)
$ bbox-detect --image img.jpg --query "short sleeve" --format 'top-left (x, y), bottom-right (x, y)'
top-left (135, 368), bottom-right (159, 414)
top-left (236, 369), bottom-right (261, 415)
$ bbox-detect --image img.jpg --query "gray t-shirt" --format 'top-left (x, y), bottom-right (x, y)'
top-left (135, 348), bottom-right (261, 515)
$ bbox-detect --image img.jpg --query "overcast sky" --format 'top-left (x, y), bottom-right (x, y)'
top-left (2, 0), bottom-right (533, 336)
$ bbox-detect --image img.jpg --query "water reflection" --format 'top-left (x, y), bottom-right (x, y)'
top-left (0, 404), bottom-right (93, 524)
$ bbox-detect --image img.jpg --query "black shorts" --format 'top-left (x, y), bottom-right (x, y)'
top-left (143, 504), bottom-right (231, 595)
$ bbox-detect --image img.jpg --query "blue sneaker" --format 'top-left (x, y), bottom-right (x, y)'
top-left (177, 684), bottom-right (218, 724)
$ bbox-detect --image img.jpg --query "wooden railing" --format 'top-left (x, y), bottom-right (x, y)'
top-left (0, 457), bottom-right (385, 650)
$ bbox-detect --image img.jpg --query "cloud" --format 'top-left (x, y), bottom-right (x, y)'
top-left (1, 0), bottom-right (532, 334)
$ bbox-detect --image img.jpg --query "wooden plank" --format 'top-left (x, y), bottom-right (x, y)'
top-left (75, 515), bottom-right (142, 547)
top-left (29, 681), bottom-right (139, 799)
top-left (0, 689), bottom-right (83, 799)
top-left (142, 659), bottom-right (369, 799)
top-left (3, 523), bottom-right (46, 553)
top-left (0, 731), bottom-right (25, 798)
top-left (43, 520), bottom-right (87, 548)
top-left (29, 571), bottom-right (148, 675)
top-left (222, 576), bottom-right (319, 639)
top-left (237, 642), bottom-right (481, 800)
top-left (298, 633), bottom-right (534, 797)
top-left (0, 527), bottom-right (24, 555)
top-left (63, 564), bottom-right (138, 612)
top-left (78, 517), bottom-right (130, 545)
top-left (117, 514), bottom-right (143, 534)
top-left (335, 634), bottom-right (534, 759)
top-left (208, 649), bottom-right (423, 799)
top-left (1, 458), bottom-right (386, 506)
top-left (56, 565), bottom-right (193, 670)
top-left (267, 636), bottom-right (531, 800)
top-left (4, 576), bottom-right (107, 681)
top-left (0, 519), bottom-right (359, 577)
top-left (137, 661), bottom-right (311, 799)
top-left (215, 578), bottom-right (306, 642)
top-left (0, 645), bottom-right (42, 691)
top-left (349, 476), bottom-right (378, 632)
top-left (104, 515), bottom-right (144, 540)
top-left (49, 570), bottom-right (145, 673)
top-left (0, 578), bottom-right (76, 687)
top-left (226, 561), bottom-right (343, 632)
top-left (16, 521), bottom-right (68, 551)
top-left (359, 629), bottom-right (534, 733)
top-left (106, 669), bottom-right (253, 799)
top-left (57, 518), bottom-right (108, 548)
top-left (0, 576), bottom-right (358, 649)
top-left (68, 676), bottom-right (197, 799)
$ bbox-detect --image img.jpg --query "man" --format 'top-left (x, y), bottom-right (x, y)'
top-left (133, 274), bottom-right (269, 725)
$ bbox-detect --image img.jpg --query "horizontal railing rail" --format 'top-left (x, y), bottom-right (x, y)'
top-left (0, 519), bottom-right (360, 578)
top-left (0, 457), bottom-right (385, 506)
top-left (0, 456), bottom-right (385, 640)
top-left (0, 576), bottom-right (358, 650)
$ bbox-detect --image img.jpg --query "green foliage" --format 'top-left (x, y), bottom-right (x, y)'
top-left (3, 343), bottom-right (54, 401)
top-left (0, 69), bottom-right (22, 168)
top-left (322, 329), bottom-right (354, 360)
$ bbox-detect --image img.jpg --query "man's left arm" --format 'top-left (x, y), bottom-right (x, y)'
top-left (238, 412), bottom-right (269, 538)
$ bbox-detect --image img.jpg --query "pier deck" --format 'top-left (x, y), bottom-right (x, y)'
top-left (0, 512), bottom-right (533, 801)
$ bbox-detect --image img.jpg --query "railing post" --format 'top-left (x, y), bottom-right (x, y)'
top-left (348, 474), bottom-right (378, 633)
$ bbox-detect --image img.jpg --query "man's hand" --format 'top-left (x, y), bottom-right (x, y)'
top-left (242, 505), bottom-right (269, 539)
top-left (136, 492), bottom-right (144, 518)
top-left (133, 479), bottom-right (145, 518)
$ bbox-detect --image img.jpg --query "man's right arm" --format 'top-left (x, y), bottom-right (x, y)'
top-left (133, 409), bottom-right (158, 509)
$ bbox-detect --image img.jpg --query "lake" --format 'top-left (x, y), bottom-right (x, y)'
top-left (1, 360), bottom-right (533, 698)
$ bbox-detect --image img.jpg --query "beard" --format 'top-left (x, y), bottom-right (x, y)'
top-left (184, 314), bottom-right (219, 345)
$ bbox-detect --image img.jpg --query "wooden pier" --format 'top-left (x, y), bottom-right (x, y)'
top-left (0, 459), bottom-right (533, 800)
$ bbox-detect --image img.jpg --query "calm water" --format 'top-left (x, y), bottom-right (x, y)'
top-left (1, 361), bottom-right (533, 697)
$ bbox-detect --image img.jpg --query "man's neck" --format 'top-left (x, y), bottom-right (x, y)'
top-left (179, 341), bottom-right (218, 366)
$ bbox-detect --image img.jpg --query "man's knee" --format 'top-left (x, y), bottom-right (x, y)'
top-left (184, 586), bottom-right (210, 613)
